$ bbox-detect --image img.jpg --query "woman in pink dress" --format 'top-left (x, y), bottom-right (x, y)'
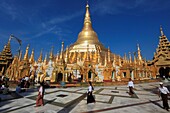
top-left (36, 82), bottom-right (44, 107)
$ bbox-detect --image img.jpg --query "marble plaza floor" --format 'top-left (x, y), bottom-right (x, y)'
top-left (0, 82), bottom-right (170, 113)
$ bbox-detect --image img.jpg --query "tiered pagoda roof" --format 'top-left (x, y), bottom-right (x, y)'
top-left (0, 39), bottom-right (13, 74)
top-left (150, 26), bottom-right (170, 66)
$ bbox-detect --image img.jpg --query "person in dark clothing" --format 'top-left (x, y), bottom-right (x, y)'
top-left (87, 81), bottom-right (95, 104)
top-left (158, 82), bottom-right (170, 111)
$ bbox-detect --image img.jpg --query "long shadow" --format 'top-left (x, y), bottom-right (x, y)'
top-left (44, 98), bottom-right (57, 105)
top-left (0, 100), bottom-right (13, 107)
top-left (0, 91), bottom-right (23, 108)
top-left (58, 93), bottom-right (86, 113)
top-left (81, 100), bottom-right (161, 113)
top-left (0, 107), bottom-right (13, 113)
top-left (149, 100), bottom-right (164, 109)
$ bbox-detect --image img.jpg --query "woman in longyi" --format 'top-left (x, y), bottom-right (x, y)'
top-left (35, 82), bottom-right (44, 107)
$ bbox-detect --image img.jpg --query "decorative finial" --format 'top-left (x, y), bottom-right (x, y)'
top-left (137, 44), bottom-right (140, 50)
top-left (23, 44), bottom-right (30, 61)
top-left (86, 0), bottom-right (89, 6)
top-left (86, 0), bottom-right (89, 8)
top-left (160, 25), bottom-right (164, 36)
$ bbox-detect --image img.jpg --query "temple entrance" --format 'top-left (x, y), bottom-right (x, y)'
top-left (165, 67), bottom-right (170, 78)
top-left (159, 67), bottom-right (165, 78)
top-left (88, 70), bottom-right (92, 79)
top-left (159, 67), bottom-right (170, 78)
top-left (57, 72), bottom-right (63, 82)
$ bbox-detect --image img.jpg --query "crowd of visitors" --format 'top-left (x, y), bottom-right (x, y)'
top-left (15, 77), bottom-right (30, 93)
top-left (0, 76), bottom-right (9, 95)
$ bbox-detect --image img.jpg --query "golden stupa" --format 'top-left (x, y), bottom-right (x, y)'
top-left (70, 4), bottom-right (107, 52)
top-left (65, 4), bottom-right (115, 66)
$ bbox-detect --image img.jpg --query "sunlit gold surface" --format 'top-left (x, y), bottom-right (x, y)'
top-left (71, 4), bottom-right (107, 53)
top-left (148, 26), bottom-right (170, 68)
top-left (1, 3), bottom-right (162, 82)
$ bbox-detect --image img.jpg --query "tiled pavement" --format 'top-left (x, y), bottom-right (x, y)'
top-left (0, 82), bottom-right (170, 113)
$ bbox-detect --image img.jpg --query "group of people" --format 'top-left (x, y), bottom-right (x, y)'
top-left (0, 75), bottom-right (168, 111)
top-left (0, 76), bottom-right (9, 94)
top-left (127, 78), bottom-right (169, 111)
top-left (34, 81), bottom-right (96, 107)
top-left (15, 77), bottom-right (31, 93)
top-left (35, 78), bottom-right (169, 111)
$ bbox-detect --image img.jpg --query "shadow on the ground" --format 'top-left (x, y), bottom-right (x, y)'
top-left (149, 100), bottom-right (164, 109)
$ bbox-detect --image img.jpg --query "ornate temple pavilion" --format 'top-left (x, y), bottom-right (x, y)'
top-left (148, 26), bottom-right (170, 78)
top-left (0, 39), bottom-right (13, 75)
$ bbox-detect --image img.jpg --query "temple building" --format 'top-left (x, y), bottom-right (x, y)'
top-left (2, 3), bottom-right (165, 82)
top-left (0, 38), bottom-right (13, 75)
top-left (148, 26), bottom-right (170, 78)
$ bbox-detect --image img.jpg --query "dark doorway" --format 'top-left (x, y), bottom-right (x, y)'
top-left (165, 67), bottom-right (170, 78)
top-left (57, 72), bottom-right (63, 82)
top-left (123, 72), bottom-right (126, 78)
top-left (159, 67), bottom-right (165, 78)
top-left (88, 70), bottom-right (92, 79)
top-left (159, 67), bottom-right (170, 78)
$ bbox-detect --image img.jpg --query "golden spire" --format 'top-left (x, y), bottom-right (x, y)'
top-left (134, 53), bottom-right (136, 64)
top-left (129, 52), bottom-right (132, 63)
top-left (113, 54), bottom-right (116, 63)
top-left (49, 46), bottom-right (54, 60)
top-left (43, 54), bottom-right (47, 65)
top-left (29, 49), bottom-right (34, 63)
top-left (38, 49), bottom-right (43, 63)
top-left (24, 44), bottom-right (29, 61)
top-left (2, 37), bottom-right (12, 60)
top-left (108, 47), bottom-right (111, 62)
top-left (56, 51), bottom-right (59, 62)
top-left (19, 50), bottom-right (22, 61)
top-left (7, 37), bottom-right (11, 49)
top-left (124, 53), bottom-right (127, 63)
top-left (137, 44), bottom-right (142, 61)
top-left (160, 25), bottom-right (164, 36)
top-left (75, 3), bottom-right (100, 45)
top-left (60, 42), bottom-right (64, 59)
top-left (104, 53), bottom-right (107, 66)
top-left (65, 46), bottom-right (68, 63)
top-left (84, 3), bottom-right (91, 24)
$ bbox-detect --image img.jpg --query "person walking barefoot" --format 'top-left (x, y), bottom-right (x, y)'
top-left (35, 82), bottom-right (45, 107)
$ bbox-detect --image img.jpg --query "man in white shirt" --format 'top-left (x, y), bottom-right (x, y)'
top-left (158, 82), bottom-right (169, 111)
top-left (127, 78), bottom-right (134, 95)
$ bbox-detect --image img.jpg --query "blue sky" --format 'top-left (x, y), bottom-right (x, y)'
top-left (0, 0), bottom-right (170, 60)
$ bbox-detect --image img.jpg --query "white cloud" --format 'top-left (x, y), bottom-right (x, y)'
top-left (0, 1), bottom-right (18, 20)
top-left (32, 26), bottom-right (56, 38)
top-left (43, 10), bottom-right (83, 28)
top-left (93, 0), bottom-right (170, 15)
